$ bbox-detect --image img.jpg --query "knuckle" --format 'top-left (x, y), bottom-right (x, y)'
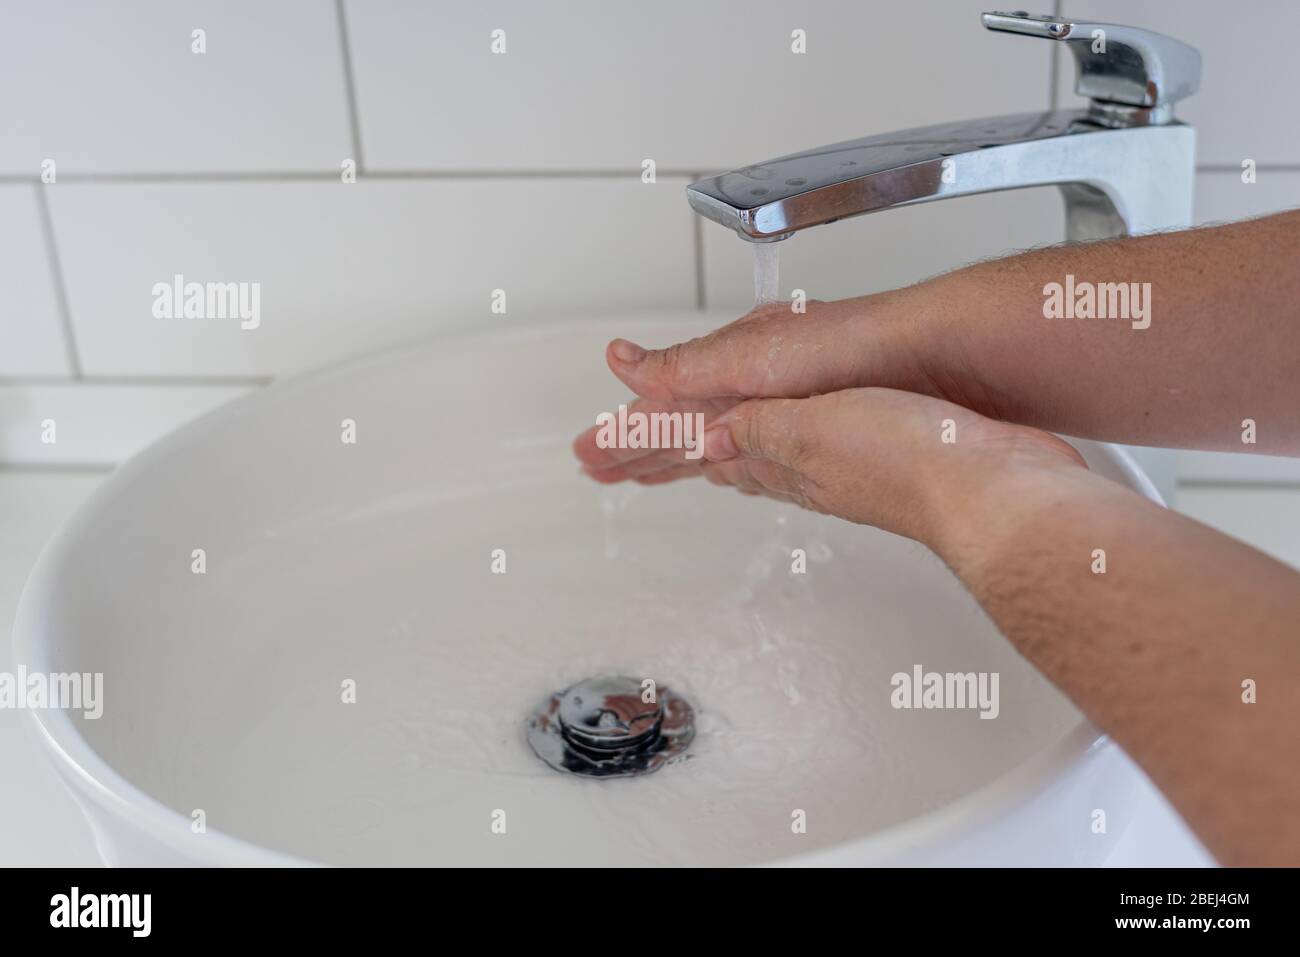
top-left (655, 341), bottom-right (687, 380)
top-left (787, 404), bottom-right (816, 466)
top-left (651, 336), bottom-right (710, 395)
top-left (740, 408), bottom-right (768, 458)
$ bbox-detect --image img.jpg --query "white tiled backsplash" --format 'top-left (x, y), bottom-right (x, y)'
top-left (345, 0), bottom-right (1051, 172)
top-left (48, 178), bottom-right (696, 377)
top-left (1, 0), bottom-right (351, 175)
top-left (1, 0), bottom-right (1297, 475)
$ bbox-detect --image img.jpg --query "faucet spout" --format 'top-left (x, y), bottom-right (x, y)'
top-left (686, 110), bottom-right (1195, 244)
top-left (687, 11), bottom-right (1201, 246)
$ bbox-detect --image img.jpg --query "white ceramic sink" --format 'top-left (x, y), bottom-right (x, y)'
top-left (14, 315), bottom-right (1159, 866)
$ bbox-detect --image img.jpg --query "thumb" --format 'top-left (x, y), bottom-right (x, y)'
top-left (605, 301), bottom-right (878, 402)
top-left (702, 397), bottom-right (811, 467)
top-left (606, 331), bottom-right (750, 402)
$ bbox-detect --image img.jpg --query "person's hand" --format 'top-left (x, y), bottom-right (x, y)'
top-left (606, 293), bottom-right (945, 404)
top-left (573, 295), bottom-right (937, 481)
top-left (576, 384), bottom-right (1086, 549)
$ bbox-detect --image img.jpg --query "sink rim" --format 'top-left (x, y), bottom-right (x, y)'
top-left (12, 316), bottom-right (1164, 866)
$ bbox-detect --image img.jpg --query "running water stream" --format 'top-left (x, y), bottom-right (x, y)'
top-left (753, 241), bottom-right (781, 305)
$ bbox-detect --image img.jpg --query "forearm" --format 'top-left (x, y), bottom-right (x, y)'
top-left (896, 209), bottom-right (1300, 454)
top-left (931, 465), bottom-right (1300, 865)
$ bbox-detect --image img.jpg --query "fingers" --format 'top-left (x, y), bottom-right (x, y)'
top-left (583, 454), bottom-right (700, 484)
top-left (572, 396), bottom-right (734, 472)
top-left (605, 300), bottom-right (884, 402)
top-left (631, 464), bottom-right (701, 486)
top-left (584, 442), bottom-right (806, 509)
top-left (580, 395), bottom-right (820, 501)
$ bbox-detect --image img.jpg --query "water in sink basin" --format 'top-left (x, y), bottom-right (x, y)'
top-left (48, 318), bottom-right (1081, 866)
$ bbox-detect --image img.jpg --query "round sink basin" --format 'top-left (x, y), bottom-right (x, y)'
top-left (14, 315), bottom-right (1158, 866)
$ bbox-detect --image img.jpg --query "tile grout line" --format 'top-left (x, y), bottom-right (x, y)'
top-left (1197, 163), bottom-right (1300, 173)
top-left (0, 170), bottom-right (722, 185)
top-left (0, 462), bottom-right (115, 476)
top-left (0, 375), bottom-right (272, 387)
top-left (334, 0), bottom-right (366, 173)
top-left (31, 183), bottom-right (83, 379)
top-left (3, 165), bottom-right (1296, 187)
top-left (1178, 479), bottom-right (1300, 492)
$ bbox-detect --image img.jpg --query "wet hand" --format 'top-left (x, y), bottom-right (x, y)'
top-left (579, 381), bottom-right (1085, 546)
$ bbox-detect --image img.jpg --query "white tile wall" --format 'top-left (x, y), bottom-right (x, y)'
top-left (0, 0), bottom-right (1298, 483)
top-left (346, 0), bottom-right (1052, 172)
top-left (0, 0), bottom-right (352, 175)
top-left (1177, 451), bottom-right (1300, 485)
top-left (0, 186), bottom-right (69, 375)
top-left (1179, 487), bottom-right (1300, 570)
top-left (47, 178), bottom-right (696, 377)
top-left (1195, 170), bottom-right (1299, 225)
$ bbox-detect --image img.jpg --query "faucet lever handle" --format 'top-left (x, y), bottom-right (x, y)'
top-left (982, 10), bottom-right (1201, 126)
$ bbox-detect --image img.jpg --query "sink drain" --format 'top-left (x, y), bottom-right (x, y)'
top-left (525, 675), bottom-right (695, 778)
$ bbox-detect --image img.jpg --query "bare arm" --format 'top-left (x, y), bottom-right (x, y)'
top-left (919, 208), bottom-right (1300, 453)
top-left (595, 208), bottom-right (1300, 456)
top-left (935, 460), bottom-right (1300, 866)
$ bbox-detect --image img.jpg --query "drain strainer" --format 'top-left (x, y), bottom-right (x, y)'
top-left (525, 675), bottom-right (695, 778)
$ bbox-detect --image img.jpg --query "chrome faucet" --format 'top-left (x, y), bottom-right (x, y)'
top-left (686, 11), bottom-right (1202, 502)
top-left (687, 11), bottom-right (1201, 245)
